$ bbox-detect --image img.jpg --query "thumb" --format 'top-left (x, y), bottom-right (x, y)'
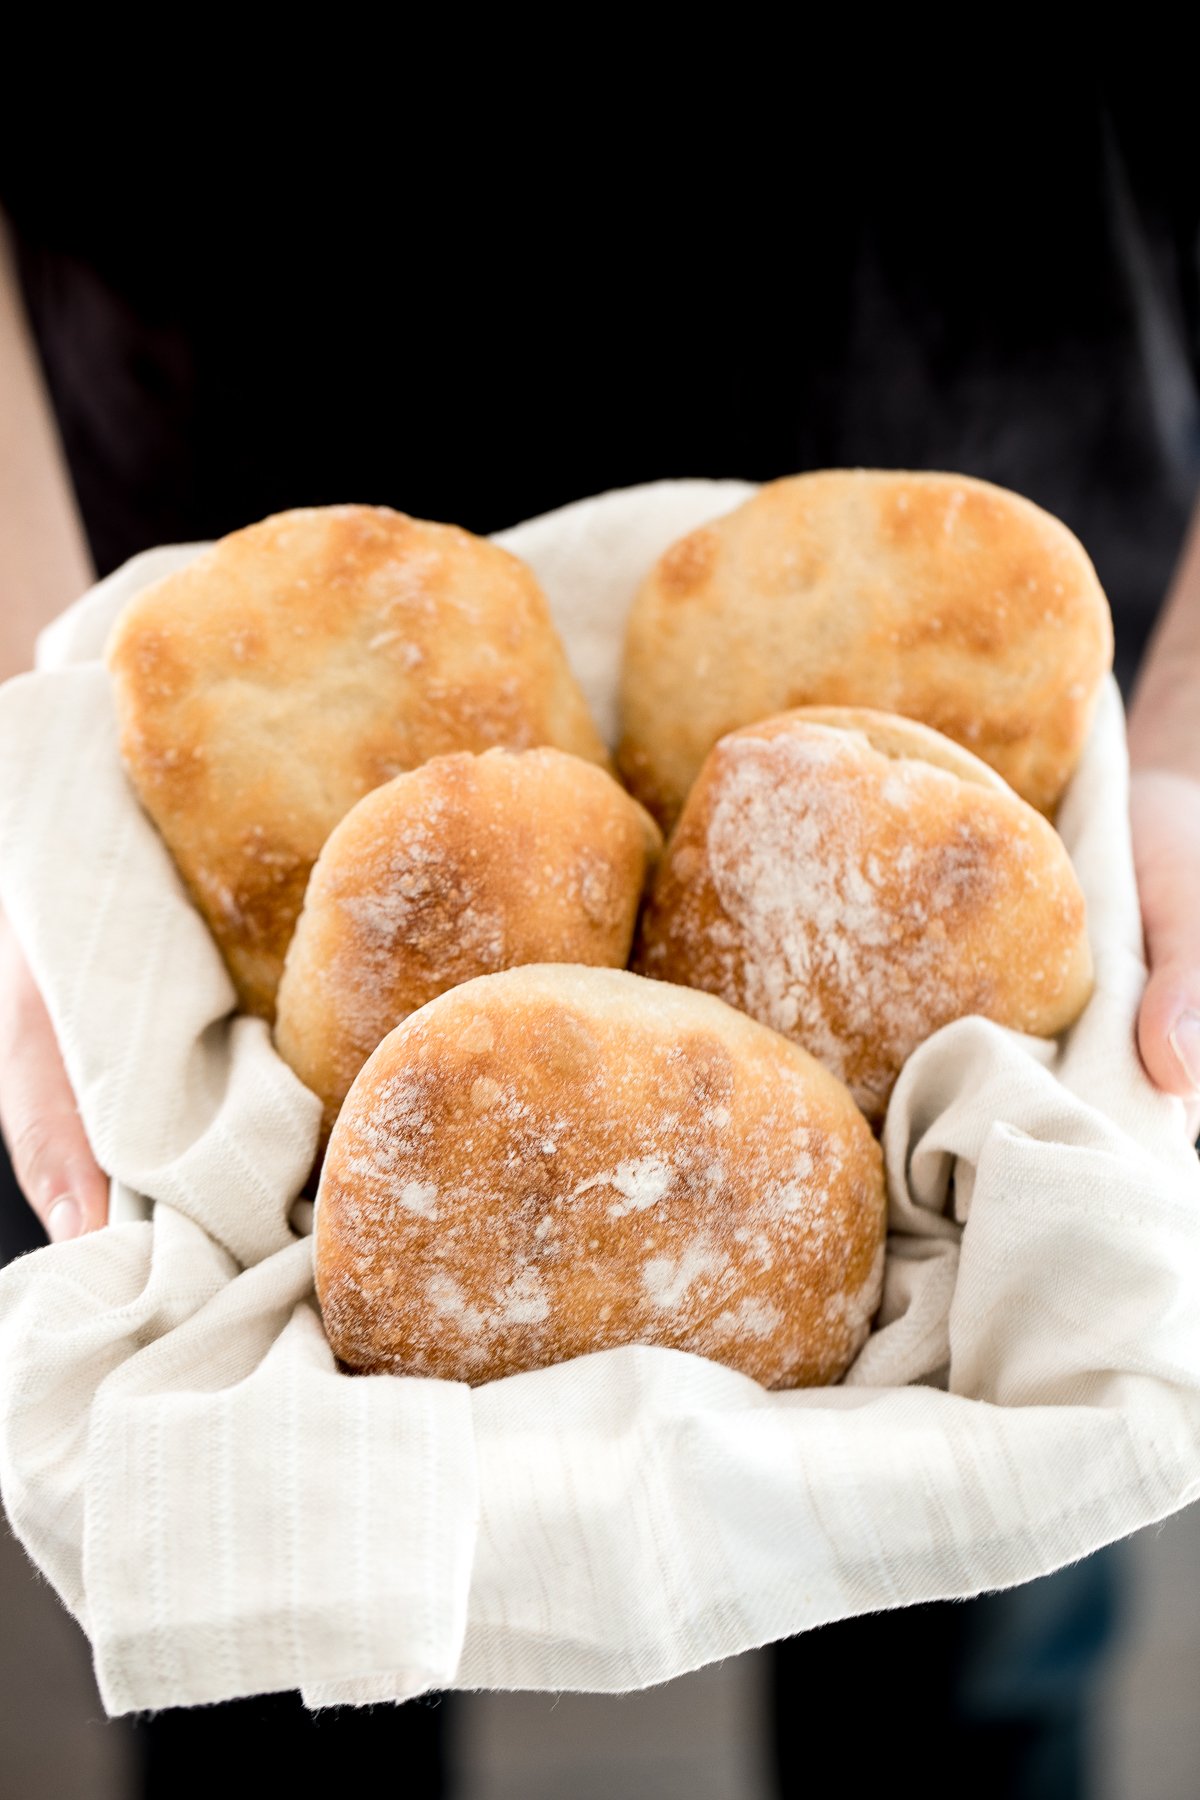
top-left (0, 911), bottom-right (108, 1241)
top-left (1130, 769), bottom-right (1200, 1134)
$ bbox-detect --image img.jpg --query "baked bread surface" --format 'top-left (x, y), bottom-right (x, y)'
top-left (634, 708), bottom-right (1093, 1125)
top-left (315, 964), bottom-right (886, 1388)
top-left (275, 747), bottom-right (661, 1140)
top-left (106, 504), bottom-right (608, 1019)
top-left (618, 469), bottom-right (1113, 826)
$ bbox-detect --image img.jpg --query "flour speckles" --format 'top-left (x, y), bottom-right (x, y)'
top-left (315, 966), bottom-right (887, 1389)
top-left (426, 1273), bottom-right (485, 1346)
top-left (398, 1180), bottom-right (438, 1218)
top-left (712, 1296), bottom-right (783, 1340)
top-left (496, 1264), bottom-right (550, 1327)
top-left (703, 730), bottom-right (951, 1107)
top-left (637, 715), bottom-right (1089, 1126)
top-left (575, 1156), bottom-right (674, 1216)
top-left (643, 1240), bottom-right (726, 1311)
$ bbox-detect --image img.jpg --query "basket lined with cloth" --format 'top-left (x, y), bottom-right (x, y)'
top-left (1, 479), bottom-right (1198, 1716)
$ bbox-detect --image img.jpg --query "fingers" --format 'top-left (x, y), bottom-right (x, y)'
top-left (1129, 770), bottom-right (1200, 1135)
top-left (0, 911), bottom-right (108, 1240)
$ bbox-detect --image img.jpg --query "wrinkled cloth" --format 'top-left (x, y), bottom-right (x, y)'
top-left (0, 480), bottom-right (1197, 1717)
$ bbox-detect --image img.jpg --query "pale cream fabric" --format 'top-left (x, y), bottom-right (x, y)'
top-left (0, 481), bottom-right (1197, 1717)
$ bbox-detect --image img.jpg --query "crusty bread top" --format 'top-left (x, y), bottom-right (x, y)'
top-left (106, 504), bottom-right (608, 1019)
top-left (315, 964), bottom-right (885, 1388)
top-left (618, 469), bottom-right (1114, 826)
top-left (778, 704), bottom-right (1014, 789)
top-left (274, 746), bottom-right (661, 1141)
top-left (635, 708), bottom-right (1094, 1125)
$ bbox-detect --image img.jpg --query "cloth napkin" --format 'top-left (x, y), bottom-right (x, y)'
top-left (1, 480), bottom-right (1198, 1718)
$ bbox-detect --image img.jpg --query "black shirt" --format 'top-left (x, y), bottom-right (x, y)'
top-left (5, 67), bottom-right (1199, 691)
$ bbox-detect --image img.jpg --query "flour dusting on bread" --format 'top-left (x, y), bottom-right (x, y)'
top-left (635, 710), bottom-right (1093, 1124)
top-left (315, 966), bottom-right (886, 1388)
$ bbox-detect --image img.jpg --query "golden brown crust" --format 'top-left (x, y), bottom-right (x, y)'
top-left (634, 708), bottom-right (1094, 1127)
top-left (274, 748), bottom-right (661, 1142)
top-left (106, 505), bottom-right (609, 1019)
top-left (617, 470), bottom-right (1114, 826)
top-left (315, 965), bottom-right (885, 1389)
top-left (789, 706), bottom-right (1014, 788)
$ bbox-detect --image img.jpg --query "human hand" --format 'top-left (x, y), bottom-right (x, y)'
top-left (0, 909), bottom-right (108, 1241)
top-left (1129, 768), bottom-right (1200, 1140)
top-left (0, 215), bottom-right (108, 1239)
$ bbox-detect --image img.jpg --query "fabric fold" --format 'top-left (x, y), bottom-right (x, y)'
top-left (81, 1229), bottom-right (479, 1714)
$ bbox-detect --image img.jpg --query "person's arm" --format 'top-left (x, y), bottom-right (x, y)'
top-left (1127, 492), bottom-right (1200, 1129)
top-left (0, 217), bottom-right (94, 679)
top-left (0, 212), bottom-right (109, 1241)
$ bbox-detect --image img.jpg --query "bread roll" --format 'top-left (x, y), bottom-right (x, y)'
top-left (618, 469), bottom-right (1113, 826)
top-left (275, 747), bottom-right (661, 1141)
top-left (634, 708), bottom-right (1093, 1126)
top-left (106, 504), bottom-right (608, 1020)
top-left (315, 965), bottom-right (885, 1389)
